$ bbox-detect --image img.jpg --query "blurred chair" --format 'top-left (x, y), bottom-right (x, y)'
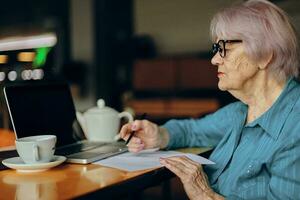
top-left (124, 57), bottom-right (221, 124)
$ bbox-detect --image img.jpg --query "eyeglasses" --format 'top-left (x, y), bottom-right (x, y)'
top-left (212, 40), bottom-right (242, 58)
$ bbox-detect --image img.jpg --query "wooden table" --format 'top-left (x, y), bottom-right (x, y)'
top-left (0, 148), bottom-right (212, 200)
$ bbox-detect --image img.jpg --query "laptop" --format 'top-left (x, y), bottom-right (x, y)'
top-left (3, 81), bottom-right (128, 164)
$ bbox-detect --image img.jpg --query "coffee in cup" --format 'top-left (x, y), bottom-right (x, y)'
top-left (15, 135), bottom-right (57, 164)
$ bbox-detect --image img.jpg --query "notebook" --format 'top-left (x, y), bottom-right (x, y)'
top-left (3, 81), bottom-right (127, 164)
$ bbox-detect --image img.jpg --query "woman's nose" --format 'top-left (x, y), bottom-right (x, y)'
top-left (211, 53), bottom-right (223, 66)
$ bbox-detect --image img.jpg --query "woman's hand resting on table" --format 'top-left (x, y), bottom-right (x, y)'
top-left (119, 120), bottom-right (169, 152)
top-left (159, 156), bottom-right (224, 200)
top-left (120, 120), bottom-right (223, 199)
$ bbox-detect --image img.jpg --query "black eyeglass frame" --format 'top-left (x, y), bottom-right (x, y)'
top-left (212, 40), bottom-right (242, 58)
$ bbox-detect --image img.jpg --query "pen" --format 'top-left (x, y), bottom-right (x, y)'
top-left (125, 113), bottom-right (147, 145)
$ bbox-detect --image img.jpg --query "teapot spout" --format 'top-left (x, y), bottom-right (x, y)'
top-left (76, 111), bottom-right (88, 136)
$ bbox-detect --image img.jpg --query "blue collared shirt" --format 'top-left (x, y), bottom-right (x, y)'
top-left (163, 78), bottom-right (300, 199)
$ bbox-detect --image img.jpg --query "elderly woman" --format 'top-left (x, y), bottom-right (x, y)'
top-left (120, 0), bottom-right (300, 199)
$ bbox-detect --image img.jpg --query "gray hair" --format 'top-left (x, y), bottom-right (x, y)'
top-left (210, 0), bottom-right (299, 82)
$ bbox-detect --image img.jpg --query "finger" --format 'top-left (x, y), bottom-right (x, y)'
top-left (138, 120), bottom-right (158, 143)
top-left (126, 136), bottom-right (144, 152)
top-left (119, 123), bottom-right (133, 139)
top-left (128, 143), bottom-right (144, 153)
top-left (127, 136), bottom-right (144, 148)
top-left (179, 156), bottom-right (204, 175)
top-left (179, 156), bottom-right (198, 164)
top-left (165, 156), bottom-right (191, 168)
top-left (171, 157), bottom-right (210, 187)
top-left (128, 136), bottom-right (143, 144)
top-left (128, 120), bottom-right (152, 141)
top-left (180, 156), bottom-right (203, 170)
top-left (165, 156), bottom-right (201, 175)
top-left (124, 131), bottom-right (142, 142)
top-left (161, 157), bottom-right (188, 174)
top-left (131, 120), bottom-right (144, 130)
top-left (160, 158), bottom-right (187, 178)
top-left (121, 120), bottom-right (145, 141)
top-left (140, 120), bottom-right (156, 134)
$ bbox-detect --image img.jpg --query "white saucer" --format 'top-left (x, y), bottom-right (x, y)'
top-left (2, 155), bottom-right (66, 173)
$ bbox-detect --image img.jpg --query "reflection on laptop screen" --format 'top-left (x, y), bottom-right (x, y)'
top-left (4, 82), bottom-right (78, 147)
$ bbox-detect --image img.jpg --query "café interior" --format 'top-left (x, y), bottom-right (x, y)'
top-left (0, 0), bottom-right (299, 199)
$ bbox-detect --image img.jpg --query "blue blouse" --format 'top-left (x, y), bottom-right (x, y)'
top-left (163, 78), bottom-right (300, 199)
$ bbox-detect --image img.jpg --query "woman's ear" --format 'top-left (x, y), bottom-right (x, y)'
top-left (258, 52), bottom-right (273, 70)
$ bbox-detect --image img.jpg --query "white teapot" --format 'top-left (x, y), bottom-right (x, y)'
top-left (76, 99), bottom-right (133, 142)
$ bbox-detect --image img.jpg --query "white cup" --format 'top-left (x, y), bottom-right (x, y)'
top-left (15, 135), bottom-right (57, 164)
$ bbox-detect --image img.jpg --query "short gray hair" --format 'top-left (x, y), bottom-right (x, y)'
top-left (210, 0), bottom-right (299, 82)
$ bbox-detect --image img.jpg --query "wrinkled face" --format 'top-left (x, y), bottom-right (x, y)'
top-left (211, 40), bottom-right (259, 92)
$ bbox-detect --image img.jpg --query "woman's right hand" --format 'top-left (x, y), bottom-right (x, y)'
top-left (119, 120), bottom-right (169, 153)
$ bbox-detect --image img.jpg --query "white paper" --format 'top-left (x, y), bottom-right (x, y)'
top-left (93, 150), bottom-right (215, 172)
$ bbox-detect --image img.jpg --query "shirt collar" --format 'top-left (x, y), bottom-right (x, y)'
top-left (245, 78), bottom-right (300, 140)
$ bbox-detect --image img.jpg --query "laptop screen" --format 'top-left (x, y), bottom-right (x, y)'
top-left (4, 82), bottom-right (79, 147)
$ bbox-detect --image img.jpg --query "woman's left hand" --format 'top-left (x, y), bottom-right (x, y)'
top-left (159, 156), bottom-right (223, 200)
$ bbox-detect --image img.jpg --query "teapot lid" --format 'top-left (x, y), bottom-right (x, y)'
top-left (87, 99), bottom-right (118, 115)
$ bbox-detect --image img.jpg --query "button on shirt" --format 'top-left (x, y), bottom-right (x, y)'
top-left (163, 78), bottom-right (300, 199)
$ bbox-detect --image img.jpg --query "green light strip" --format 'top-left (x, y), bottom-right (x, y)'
top-left (33, 47), bottom-right (51, 68)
